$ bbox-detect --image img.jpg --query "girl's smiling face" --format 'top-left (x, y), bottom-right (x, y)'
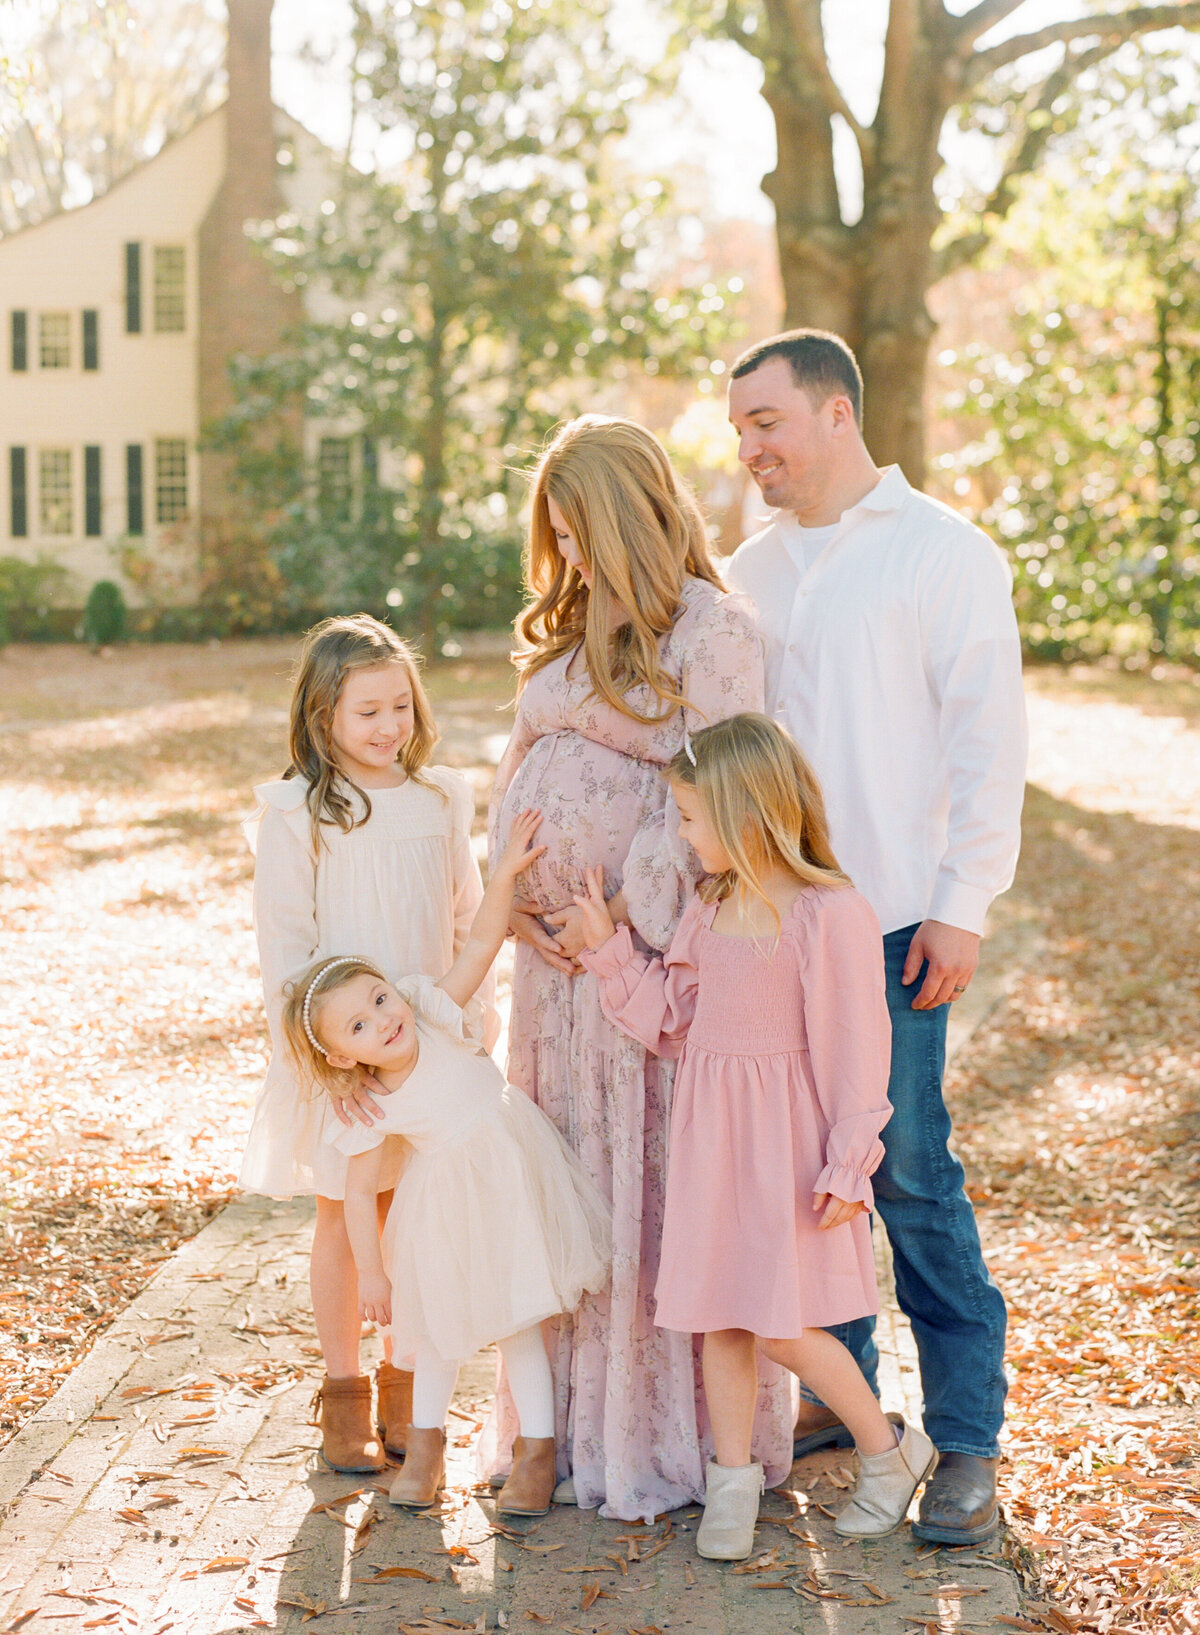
top-left (329, 660), bottom-right (415, 786)
top-left (673, 780), bottom-right (734, 875)
top-left (316, 973), bottom-right (417, 1076)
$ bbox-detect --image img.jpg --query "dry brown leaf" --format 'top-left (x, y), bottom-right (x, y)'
top-left (202, 1556), bottom-right (249, 1572)
top-left (356, 1567), bottom-right (440, 1583)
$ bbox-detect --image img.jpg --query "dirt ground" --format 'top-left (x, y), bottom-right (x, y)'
top-left (1, 638), bottom-right (1197, 1634)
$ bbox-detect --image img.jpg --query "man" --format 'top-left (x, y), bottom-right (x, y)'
top-left (724, 329), bottom-right (1027, 1545)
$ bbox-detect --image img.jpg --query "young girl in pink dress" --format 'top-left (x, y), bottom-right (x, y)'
top-left (575, 713), bottom-right (939, 1559)
top-left (240, 614), bottom-right (496, 1475)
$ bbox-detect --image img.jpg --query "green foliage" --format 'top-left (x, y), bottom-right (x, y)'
top-left (82, 579), bottom-right (128, 647)
top-left (0, 554), bottom-right (73, 639)
top-left (218, 0), bottom-right (734, 642)
top-left (940, 64), bottom-right (1200, 662)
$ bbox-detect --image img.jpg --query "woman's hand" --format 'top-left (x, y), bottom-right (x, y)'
top-left (494, 807), bottom-right (546, 883)
top-left (570, 866), bottom-right (619, 952)
top-left (813, 1192), bottom-right (867, 1230)
top-left (330, 1070), bottom-right (388, 1128)
top-left (509, 897), bottom-right (577, 975)
top-left (358, 1272), bottom-right (392, 1327)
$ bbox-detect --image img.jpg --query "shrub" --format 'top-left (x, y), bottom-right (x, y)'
top-left (0, 555), bottom-right (73, 639)
top-left (82, 580), bottom-right (128, 648)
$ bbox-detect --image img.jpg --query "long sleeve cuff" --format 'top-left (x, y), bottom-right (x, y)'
top-left (928, 875), bottom-right (994, 936)
top-left (813, 1160), bottom-right (876, 1212)
top-left (579, 924), bottom-right (636, 979)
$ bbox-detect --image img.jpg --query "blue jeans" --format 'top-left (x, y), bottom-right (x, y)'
top-left (804, 924), bottom-right (1007, 1458)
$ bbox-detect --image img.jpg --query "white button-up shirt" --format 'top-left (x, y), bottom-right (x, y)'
top-left (724, 466), bottom-right (1027, 937)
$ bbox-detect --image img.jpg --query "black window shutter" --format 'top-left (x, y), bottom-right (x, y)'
top-left (126, 443), bottom-right (144, 534)
top-left (83, 310), bottom-right (99, 370)
top-left (125, 244), bottom-right (142, 334)
top-left (11, 311), bottom-right (27, 372)
top-left (85, 446), bottom-right (102, 536)
top-left (10, 447), bottom-right (27, 537)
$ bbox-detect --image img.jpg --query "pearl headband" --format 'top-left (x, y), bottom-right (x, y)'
top-left (682, 729), bottom-right (697, 767)
top-left (301, 957), bottom-right (387, 1058)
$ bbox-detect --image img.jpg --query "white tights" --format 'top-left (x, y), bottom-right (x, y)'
top-left (411, 1325), bottom-right (554, 1439)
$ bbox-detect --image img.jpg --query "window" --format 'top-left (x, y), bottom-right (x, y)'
top-left (84, 446), bottom-right (102, 536)
top-left (39, 448), bottom-right (73, 534)
top-left (126, 444), bottom-right (144, 535)
top-left (153, 246), bottom-right (185, 333)
top-left (39, 313), bottom-right (70, 369)
top-left (10, 448), bottom-right (27, 537)
top-left (318, 437), bottom-right (353, 523)
top-left (155, 439), bottom-right (187, 523)
top-left (82, 310), bottom-right (99, 371)
top-left (125, 242), bottom-right (142, 333)
top-left (11, 311), bottom-right (27, 372)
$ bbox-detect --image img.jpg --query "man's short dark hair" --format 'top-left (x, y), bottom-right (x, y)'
top-left (730, 329), bottom-right (863, 428)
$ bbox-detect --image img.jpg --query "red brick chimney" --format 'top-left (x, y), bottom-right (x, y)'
top-left (196, 0), bottom-right (302, 545)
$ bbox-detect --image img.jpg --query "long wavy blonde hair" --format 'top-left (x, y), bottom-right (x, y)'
top-left (287, 614), bottom-right (438, 850)
top-left (668, 714), bottom-right (849, 931)
top-left (516, 415), bottom-right (724, 724)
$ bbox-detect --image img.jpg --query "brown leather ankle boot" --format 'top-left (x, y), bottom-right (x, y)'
top-left (496, 1435), bottom-right (557, 1516)
top-left (388, 1425), bottom-right (445, 1509)
top-left (317, 1374), bottom-right (385, 1474)
top-left (375, 1362), bottom-right (414, 1458)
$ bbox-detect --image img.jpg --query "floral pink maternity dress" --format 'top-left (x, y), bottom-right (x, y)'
top-left (488, 577), bottom-right (794, 1521)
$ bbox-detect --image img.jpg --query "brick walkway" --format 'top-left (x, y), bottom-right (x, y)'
top-left (0, 936), bottom-right (1031, 1633)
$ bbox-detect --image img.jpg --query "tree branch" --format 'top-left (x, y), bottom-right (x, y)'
top-left (970, 3), bottom-right (1200, 83)
top-left (935, 39), bottom-right (1112, 277)
top-left (952, 0), bottom-right (1035, 52)
top-left (773, 0), bottom-right (875, 164)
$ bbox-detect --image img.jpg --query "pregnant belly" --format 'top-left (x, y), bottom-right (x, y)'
top-left (497, 732), bottom-right (664, 911)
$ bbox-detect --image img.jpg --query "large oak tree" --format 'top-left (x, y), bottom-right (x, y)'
top-left (681, 0), bottom-right (1200, 480)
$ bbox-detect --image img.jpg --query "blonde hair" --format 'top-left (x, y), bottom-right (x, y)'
top-left (516, 415), bottom-right (724, 724)
top-left (669, 714), bottom-right (849, 930)
top-left (281, 954), bottom-right (389, 1099)
top-left (287, 614), bottom-right (438, 850)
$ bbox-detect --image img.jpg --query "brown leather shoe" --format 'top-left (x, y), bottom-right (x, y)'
top-left (496, 1436), bottom-right (557, 1516)
top-left (793, 1400), bottom-right (905, 1459)
top-left (912, 1452), bottom-right (1000, 1544)
top-left (388, 1425), bottom-right (445, 1509)
top-left (375, 1362), bottom-right (414, 1458)
top-left (316, 1374), bottom-right (385, 1474)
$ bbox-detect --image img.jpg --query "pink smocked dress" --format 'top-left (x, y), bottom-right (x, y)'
top-left (487, 577), bottom-right (794, 1521)
top-left (582, 887), bottom-right (892, 1337)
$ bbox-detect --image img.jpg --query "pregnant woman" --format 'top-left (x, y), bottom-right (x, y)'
top-left (488, 415), bottom-right (792, 1521)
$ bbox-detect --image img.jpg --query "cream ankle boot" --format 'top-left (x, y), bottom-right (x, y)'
top-left (834, 1420), bottom-right (938, 1538)
top-left (388, 1425), bottom-right (445, 1509)
top-left (696, 1459), bottom-right (765, 1561)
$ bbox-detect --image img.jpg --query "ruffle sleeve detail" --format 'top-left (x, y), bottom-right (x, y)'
top-left (580, 897), bottom-right (706, 1059)
top-left (798, 889), bottom-right (892, 1212)
top-left (244, 776), bottom-right (311, 856)
top-left (396, 973), bottom-right (485, 1050)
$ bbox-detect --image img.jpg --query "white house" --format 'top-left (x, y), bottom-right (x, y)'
top-left (0, 0), bottom-right (334, 604)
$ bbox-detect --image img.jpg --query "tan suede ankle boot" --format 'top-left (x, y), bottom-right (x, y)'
top-left (375, 1362), bottom-right (414, 1458)
top-left (388, 1425), bottom-right (445, 1509)
top-left (317, 1374), bottom-right (385, 1474)
top-left (496, 1436), bottom-right (557, 1516)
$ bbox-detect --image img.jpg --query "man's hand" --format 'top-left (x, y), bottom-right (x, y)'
top-left (510, 896), bottom-right (576, 974)
top-left (814, 1192), bottom-right (867, 1230)
top-left (330, 1070), bottom-right (388, 1128)
top-left (358, 1272), bottom-right (392, 1327)
top-left (902, 919), bottom-right (981, 1010)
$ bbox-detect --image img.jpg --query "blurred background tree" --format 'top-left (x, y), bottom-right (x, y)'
top-left (671, 0), bottom-right (1200, 482)
top-left (0, 0), bottom-right (224, 234)
top-left (937, 55), bottom-right (1200, 662)
top-left (218, 0), bottom-right (735, 642)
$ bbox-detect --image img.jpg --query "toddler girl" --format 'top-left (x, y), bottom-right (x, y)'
top-left (574, 713), bottom-right (937, 1558)
top-left (240, 614), bottom-right (496, 1474)
top-left (283, 808), bottom-right (611, 1516)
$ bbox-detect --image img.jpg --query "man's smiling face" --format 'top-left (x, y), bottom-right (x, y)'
top-left (728, 356), bottom-right (837, 518)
